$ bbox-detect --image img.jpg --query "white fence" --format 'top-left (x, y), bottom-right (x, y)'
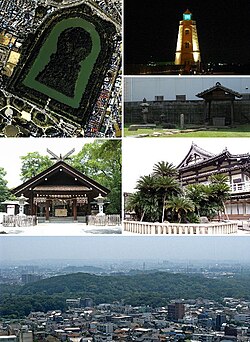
top-left (2, 215), bottom-right (37, 227)
top-left (123, 221), bottom-right (238, 235)
top-left (88, 215), bottom-right (121, 226)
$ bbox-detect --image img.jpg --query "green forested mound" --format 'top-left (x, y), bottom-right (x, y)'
top-left (1, 271), bottom-right (250, 318)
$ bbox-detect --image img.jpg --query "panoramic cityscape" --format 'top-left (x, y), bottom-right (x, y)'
top-left (1, 237), bottom-right (250, 341)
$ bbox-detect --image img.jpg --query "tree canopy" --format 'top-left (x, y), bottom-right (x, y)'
top-left (70, 140), bottom-right (121, 214)
top-left (127, 162), bottom-right (182, 222)
top-left (20, 152), bottom-right (53, 182)
top-left (0, 167), bottom-right (14, 210)
top-left (185, 175), bottom-right (230, 220)
top-left (165, 196), bottom-right (195, 223)
top-left (1, 271), bottom-right (250, 318)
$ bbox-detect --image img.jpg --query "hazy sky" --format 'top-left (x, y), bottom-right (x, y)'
top-left (1, 236), bottom-right (250, 262)
top-left (123, 138), bottom-right (250, 192)
top-left (124, 77), bottom-right (250, 102)
top-left (0, 138), bottom-right (96, 188)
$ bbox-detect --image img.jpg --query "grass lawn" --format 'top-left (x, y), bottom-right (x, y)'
top-left (124, 124), bottom-right (250, 137)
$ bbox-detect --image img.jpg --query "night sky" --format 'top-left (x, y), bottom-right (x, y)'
top-left (124, 0), bottom-right (250, 65)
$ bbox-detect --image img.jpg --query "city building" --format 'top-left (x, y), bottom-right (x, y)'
top-left (0, 337), bottom-right (17, 342)
top-left (66, 298), bottom-right (81, 308)
top-left (21, 274), bottom-right (41, 284)
top-left (177, 143), bottom-right (250, 219)
top-left (0, 45), bottom-right (9, 67)
top-left (19, 331), bottom-right (33, 342)
top-left (175, 9), bottom-right (201, 72)
top-left (167, 302), bottom-right (185, 321)
top-left (215, 313), bottom-right (227, 331)
top-left (81, 298), bottom-right (94, 308)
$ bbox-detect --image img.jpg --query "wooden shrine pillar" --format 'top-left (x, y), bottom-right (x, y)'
top-left (45, 200), bottom-right (50, 221)
top-left (73, 199), bottom-right (77, 221)
top-left (30, 193), bottom-right (37, 216)
top-left (208, 100), bottom-right (211, 124)
top-left (204, 100), bottom-right (211, 124)
top-left (203, 101), bottom-right (208, 123)
top-left (230, 100), bottom-right (234, 125)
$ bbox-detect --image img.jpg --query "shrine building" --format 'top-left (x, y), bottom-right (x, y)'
top-left (11, 159), bottom-right (110, 222)
top-left (196, 82), bottom-right (242, 125)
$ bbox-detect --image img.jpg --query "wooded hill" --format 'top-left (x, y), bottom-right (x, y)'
top-left (1, 271), bottom-right (250, 318)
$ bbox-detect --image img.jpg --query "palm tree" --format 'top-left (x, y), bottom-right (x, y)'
top-left (136, 174), bottom-right (157, 195)
top-left (126, 191), bottom-right (159, 222)
top-left (140, 195), bottom-right (160, 222)
top-left (185, 183), bottom-right (209, 217)
top-left (134, 175), bottom-right (160, 221)
top-left (152, 162), bottom-right (181, 222)
top-left (165, 196), bottom-right (195, 223)
top-left (208, 174), bottom-right (230, 219)
top-left (152, 161), bottom-right (178, 178)
top-left (155, 176), bottom-right (182, 222)
top-left (126, 192), bottom-right (144, 221)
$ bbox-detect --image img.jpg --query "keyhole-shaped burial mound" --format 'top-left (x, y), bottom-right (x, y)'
top-left (8, 4), bottom-right (117, 125)
top-left (23, 17), bottom-right (100, 108)
top-left (35, 27), bottom-right (93, 98)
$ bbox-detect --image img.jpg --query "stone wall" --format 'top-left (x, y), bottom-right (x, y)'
top-left (124, 100), bottom-right (250, 125)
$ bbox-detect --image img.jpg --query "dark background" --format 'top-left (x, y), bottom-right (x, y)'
top-left (124, 0), bottom-right (250, 64)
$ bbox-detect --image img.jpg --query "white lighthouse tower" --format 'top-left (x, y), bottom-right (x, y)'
top-left (175, 9), bottom-right (201, 71)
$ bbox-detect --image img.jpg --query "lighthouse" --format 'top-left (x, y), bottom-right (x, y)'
top-left (175, 9), bottom-right (201, 71)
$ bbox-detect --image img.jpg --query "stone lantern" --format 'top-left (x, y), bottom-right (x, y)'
top-left (17, 194), bottom-right (29, 216)
top-left (94, 193), bottom-right (106, 216)
top-left (140, 98), bottom-right (150, 123)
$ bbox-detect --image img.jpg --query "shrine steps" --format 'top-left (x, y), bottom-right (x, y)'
top-left (37, 216), bottom-right (87, 224)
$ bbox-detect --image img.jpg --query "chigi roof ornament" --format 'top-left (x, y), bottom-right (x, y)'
top-left (46, 148), bottom-right (75, 162)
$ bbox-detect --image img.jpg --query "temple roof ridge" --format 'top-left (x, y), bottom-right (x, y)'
top-left (178, 144), bottom-right (250, 171)
top-left (196, 83), bottom-right (242, 98)
top-left (177, 143), bottom-right (215, 169)
top-left (191, 142), bottom-right (215, 157)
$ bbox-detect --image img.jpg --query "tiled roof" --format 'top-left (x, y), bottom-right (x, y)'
top-left (196, 82), bottom-right (242, 98)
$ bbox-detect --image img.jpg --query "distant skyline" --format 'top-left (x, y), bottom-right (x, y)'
top-left (1, 236), bottom-right (250, 262)
top-left (0, 138), bottom-right (96, 188)
top-left (124, 77), bottom-right (250, 102)
top-left (123, 138), bottom-right (250, 193)
top-left (124, 0), bottom-right (250, 65)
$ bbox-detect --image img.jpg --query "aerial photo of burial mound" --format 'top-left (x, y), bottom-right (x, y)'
top-left (8, 3), bottom-right (116, 126)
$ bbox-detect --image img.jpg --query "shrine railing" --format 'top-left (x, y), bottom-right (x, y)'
top-left (2, 215), bottom-right (37, 227)
top-left (87, 215), bottom-right (121, 226)
top-left (123, 221), bottom-right (238, 235)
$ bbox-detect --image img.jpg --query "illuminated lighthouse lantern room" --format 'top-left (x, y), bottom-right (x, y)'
top-left (175, 9), bottom-right (201, 69)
